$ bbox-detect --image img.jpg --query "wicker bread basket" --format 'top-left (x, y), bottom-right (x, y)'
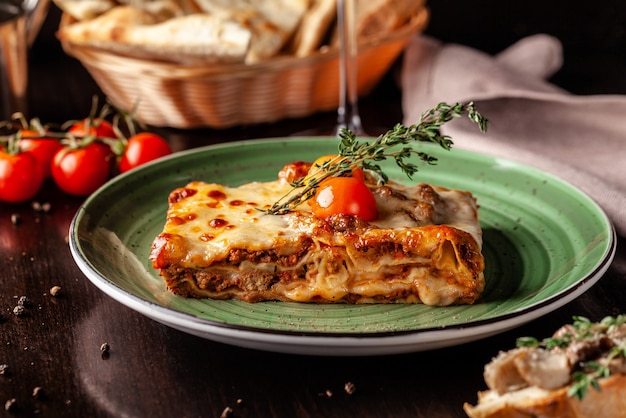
top-left (60, 8), bottom-right (429, 129)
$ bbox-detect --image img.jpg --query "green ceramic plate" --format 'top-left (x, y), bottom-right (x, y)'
top-left (69, 138), bottom-right (615, 356)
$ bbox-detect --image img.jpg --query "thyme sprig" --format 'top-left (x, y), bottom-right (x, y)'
top-left (568, 362), bottom-right (611, 400)
top-left (266, 102), bottom-right (488, 215)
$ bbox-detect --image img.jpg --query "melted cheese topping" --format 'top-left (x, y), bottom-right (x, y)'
top-left (162, 181), bottom-right (305, 263)
top-left (163, 180), bottom-right (481, 262)
top-left (151, 178), bottom-right (485, 305)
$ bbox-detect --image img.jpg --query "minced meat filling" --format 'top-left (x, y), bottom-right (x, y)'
top-left (219, 236), bottom-right (314, 266)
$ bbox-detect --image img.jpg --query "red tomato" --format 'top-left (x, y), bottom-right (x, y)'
top-left (118, 132), bottom-right (172, 173)
top-left (0, 149), bottom-right (44, 203)
top-left (18, 130), bottom-right (63, 178)
top-left (68, 118), bottom-right (116, 159)
top-left (68, 118), bottom-right (117, 139)
top-left (91, 141), bottom-right (115, 161)
top-left (51, 143), bottom-right (110, 196)
top-left (309, 177), bottom-right (378, 221)
top-left (308, 154), bottom-right (365, 183)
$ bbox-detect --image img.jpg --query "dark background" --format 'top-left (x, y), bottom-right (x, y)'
top-left (425, 0), bottom-right (626, 95)
top-left (28, 1), bottom-right (626, 132)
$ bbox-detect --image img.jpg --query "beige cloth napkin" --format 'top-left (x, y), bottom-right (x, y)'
top-left (401, 34), bottom-right (626, 236)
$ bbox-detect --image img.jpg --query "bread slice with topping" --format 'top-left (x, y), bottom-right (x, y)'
top-left (464, 315), bottom-right (626, 418)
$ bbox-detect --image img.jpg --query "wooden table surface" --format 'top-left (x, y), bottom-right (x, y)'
top-left (1, 3), bottom-right (625, 417)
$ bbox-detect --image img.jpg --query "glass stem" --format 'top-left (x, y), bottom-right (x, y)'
top-left (336, 0), bottom-right (363, 136)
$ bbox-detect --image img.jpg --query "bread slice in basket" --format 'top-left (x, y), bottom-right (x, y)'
top-left (56, 0), bottom-right (311, 64)
top-left (56, 6), bottom-right (262, 64)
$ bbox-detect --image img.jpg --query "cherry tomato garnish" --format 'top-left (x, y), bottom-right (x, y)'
top-left (309, 176), bottom-right (378, 221)
top-left (307, 154), bottom-right (365, 183)
top-left (0, 149), bottom-right (44, 203)
top-left (118, 132), bottom-right (171, 173)
top-left (51, 143), bottom-right (110, 196)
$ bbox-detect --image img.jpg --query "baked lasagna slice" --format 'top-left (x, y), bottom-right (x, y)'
top-left (149, 162), bottom-right (485, 305)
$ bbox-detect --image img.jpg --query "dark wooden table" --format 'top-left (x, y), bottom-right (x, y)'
top-left (1, 3), bottom-right (625, 417)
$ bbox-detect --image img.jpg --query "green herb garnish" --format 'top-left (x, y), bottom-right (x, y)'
top-left (266, 102), bottom-right (488, 215)
top-left (568, 363), bottom-right (611, 400)
top-left (516, 315), bottom-right (626, 400)
top-left (516, 334), bottom-right (572, 350)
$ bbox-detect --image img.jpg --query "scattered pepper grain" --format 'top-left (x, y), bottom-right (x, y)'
top-left (344, 381), bottom-right (356, 395)
top-left (100, 343), bottom-right (110, 359)
top-left (32, 201), bottom-right (51, 214)
top-left (10, 214), bottom-right (20, 226)
top-left (4, 398), bottom-right (17, 412)
top-left (17, 296), bottom-right (30, 307)
top-left (12, 305), bottom-right (25, 317)
top-left (32, 387), bottom-right (44, 399)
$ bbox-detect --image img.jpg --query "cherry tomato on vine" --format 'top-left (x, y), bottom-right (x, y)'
top-left (18, 130), bottom-right (62, 178)
top-left (68, 118), bottom-right (116, 159)
top-left (307, 154), bottom-right (365, 183)
top-left (118, 132), bottom-right (172, 173)
top-left (68, 118), bottom-right (117, 139)
top-left (309, 177), bottom-right (378, 221)
top-left (0, 149), bottom-right (44, 203)
top-left (51, 143), bottom-right (110, 196)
